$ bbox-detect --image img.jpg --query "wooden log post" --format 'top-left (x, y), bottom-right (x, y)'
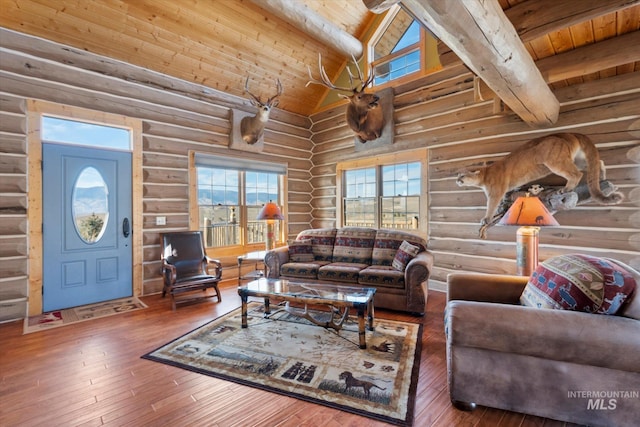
top-left (248, 0), bottom-right (363, 59)
top-left (363, 0), bottom-right (560, 128)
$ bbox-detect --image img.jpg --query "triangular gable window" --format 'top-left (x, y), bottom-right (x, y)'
top-left (370, 7), bottom-right (439, 85)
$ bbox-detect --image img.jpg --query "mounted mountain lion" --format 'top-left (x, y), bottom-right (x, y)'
top-left (456, 133), bottom-right (624, 238)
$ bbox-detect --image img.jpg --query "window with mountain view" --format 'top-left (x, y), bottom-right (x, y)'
top-left (195, 156), bottom-right (284, 249)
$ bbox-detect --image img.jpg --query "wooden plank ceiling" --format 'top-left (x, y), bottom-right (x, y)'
top-left (0, 0), bottom-right (638, 118)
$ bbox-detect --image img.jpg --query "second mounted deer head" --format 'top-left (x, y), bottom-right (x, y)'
top-left (307, 54), bottom-right (384, 143)
top-left (240, 77), bottom-right (283, 144)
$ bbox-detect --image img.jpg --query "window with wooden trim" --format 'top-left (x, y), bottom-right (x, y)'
top-left (193, 154), bottom-right (285, 250)
top-left (370, 6), bottom-right (440, 86)
top-left (338, 151), bottom-right (427, 231)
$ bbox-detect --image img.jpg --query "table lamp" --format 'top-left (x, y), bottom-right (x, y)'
top-left (256, 201), bottom-right (284, 250)
top-left (498, 193), bottom-right (559, 276)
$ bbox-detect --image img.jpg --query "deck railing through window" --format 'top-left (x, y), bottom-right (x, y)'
top-left (343, 221), bottom-right (419, 229)
top-left (201, 221), bottom-right (267, 247)
top-left (203, 221), bottom-right (418, 247)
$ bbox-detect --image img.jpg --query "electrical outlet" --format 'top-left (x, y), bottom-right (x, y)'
top-left (156, 216), bottom-right (166, 226)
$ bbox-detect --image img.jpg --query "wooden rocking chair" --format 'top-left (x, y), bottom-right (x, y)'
top-left (160, 231), bottom-right (222, 310)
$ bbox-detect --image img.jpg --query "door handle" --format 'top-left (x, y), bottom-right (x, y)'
top-left (123, 218), bottom-right (130, 238)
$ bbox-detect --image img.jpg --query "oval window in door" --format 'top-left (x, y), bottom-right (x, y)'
top-left (72, 166), bottom-right (109, 243)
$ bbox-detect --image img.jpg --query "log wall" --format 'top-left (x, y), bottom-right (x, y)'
top-left (1, 27), bottom-right (639, 318)
top-left (0, 29), bottom-right (313, 316)
top-left (310, 64), bottom-right (640, 291)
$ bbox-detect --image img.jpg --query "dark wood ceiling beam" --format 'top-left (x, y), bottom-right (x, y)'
top-left (247, 0), bottom-right (363, 59)
top-left (390, 0), bottom-right (560, 127)
top-left (506, 0), bottom-right (640, 42)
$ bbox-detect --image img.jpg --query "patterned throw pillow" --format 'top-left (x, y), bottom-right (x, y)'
top-left (520, 254), bottom-right (637, 314)
top-left (288, 239), bottom-right (314, 263)
top-left (392, 240), bottom-right (421, 272)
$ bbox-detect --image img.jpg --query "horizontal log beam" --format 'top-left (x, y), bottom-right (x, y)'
top-left (248, 0), bottom-right (363, 59)
top-left (537, 31), bottom-right (640, 84)
top-left (476, 40), bottom-right (640, 101)
top-left (506, 0), bottom-right (640, 42)
top-left (364, 0), bottom-right (640, 42)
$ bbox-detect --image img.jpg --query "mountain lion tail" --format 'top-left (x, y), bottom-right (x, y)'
top-left (575, 133), bottom-right (624, 205)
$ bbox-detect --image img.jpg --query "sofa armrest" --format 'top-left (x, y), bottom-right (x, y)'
top-left (447, 272), bottom-right (529, 304)
top-left (447, 300), bottom-right (640, 372)
top-left (406, 251), bottom-right (433, 284)
top-left (264, 246), bottom-right (290, 278)
top-left (403, 250), bottom-right (434, 314)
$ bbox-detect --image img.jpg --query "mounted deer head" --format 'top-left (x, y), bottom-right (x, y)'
top-left (240, 77), bottom-right (283, 144)
top-left (307, 54), bottom-right (384, 143)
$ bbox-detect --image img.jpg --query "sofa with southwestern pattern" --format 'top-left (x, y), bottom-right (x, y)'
top-left (263, 227), bottom-right (434, 314)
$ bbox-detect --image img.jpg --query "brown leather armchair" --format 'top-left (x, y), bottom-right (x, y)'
top-left (161, 231), bottom-right (222, 310)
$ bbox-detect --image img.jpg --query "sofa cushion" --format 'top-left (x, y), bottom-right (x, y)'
top-left (520, 254), bottom-right (637, 314)
top-left (297, 228), bottom-right (336, 262)
top-left (392, 240), bottom-right (421, 272)
top-left (359, 265), bottom-right (405, 289)
top-left (372, 229), bottom-right (427, 266)
top-left (280, 261), bottom-right (330, 280)
top-left (288, 239), bottom-right (314, 262)
top-left (318, 262), bottom-right (368, 284)
top-left (331, 228), bottom-right (376, 264)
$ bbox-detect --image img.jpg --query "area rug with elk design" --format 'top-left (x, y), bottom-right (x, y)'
top-left (142, 302), bottom-right (422, 426)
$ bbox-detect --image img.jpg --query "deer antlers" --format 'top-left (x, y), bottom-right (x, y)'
top-left (306, 53), bottom-right (383, 143)
top-left (240, 77), bottom-right (283, 145)
top-left (306, 53), bottom-right (374, 94)
top-left (244, 77), bottom-right (283, 108)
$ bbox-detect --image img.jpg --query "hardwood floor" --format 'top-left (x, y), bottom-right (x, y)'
top-left (0, 285), bottom-right (578, 427)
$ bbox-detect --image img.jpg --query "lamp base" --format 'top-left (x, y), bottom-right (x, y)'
top-left (516, 226), bottom-right (539, 276)
top-left (265, 221), bottom-right (276, 251)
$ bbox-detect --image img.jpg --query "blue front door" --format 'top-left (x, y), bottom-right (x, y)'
top-left (42, 143), bottom-right (132, 311)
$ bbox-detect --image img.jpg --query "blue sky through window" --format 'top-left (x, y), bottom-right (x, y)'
top-left (393, 21), bottom-right (420, 53)
top-left (374, 18), bottom-right (421, 85)
top-left (42, 116), bottom-right (130, 150)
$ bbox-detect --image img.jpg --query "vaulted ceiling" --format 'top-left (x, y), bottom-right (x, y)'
top-left (1, 0), bottom-right (639, 120)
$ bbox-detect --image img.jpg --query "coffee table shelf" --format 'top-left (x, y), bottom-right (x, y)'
top-left (237, 251), bottom-right (266, 284)
top-left (238, 278), bottom-right (376, 349)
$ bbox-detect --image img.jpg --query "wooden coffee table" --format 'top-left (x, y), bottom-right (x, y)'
top-left (237, 278), bottom-right (376, 349)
